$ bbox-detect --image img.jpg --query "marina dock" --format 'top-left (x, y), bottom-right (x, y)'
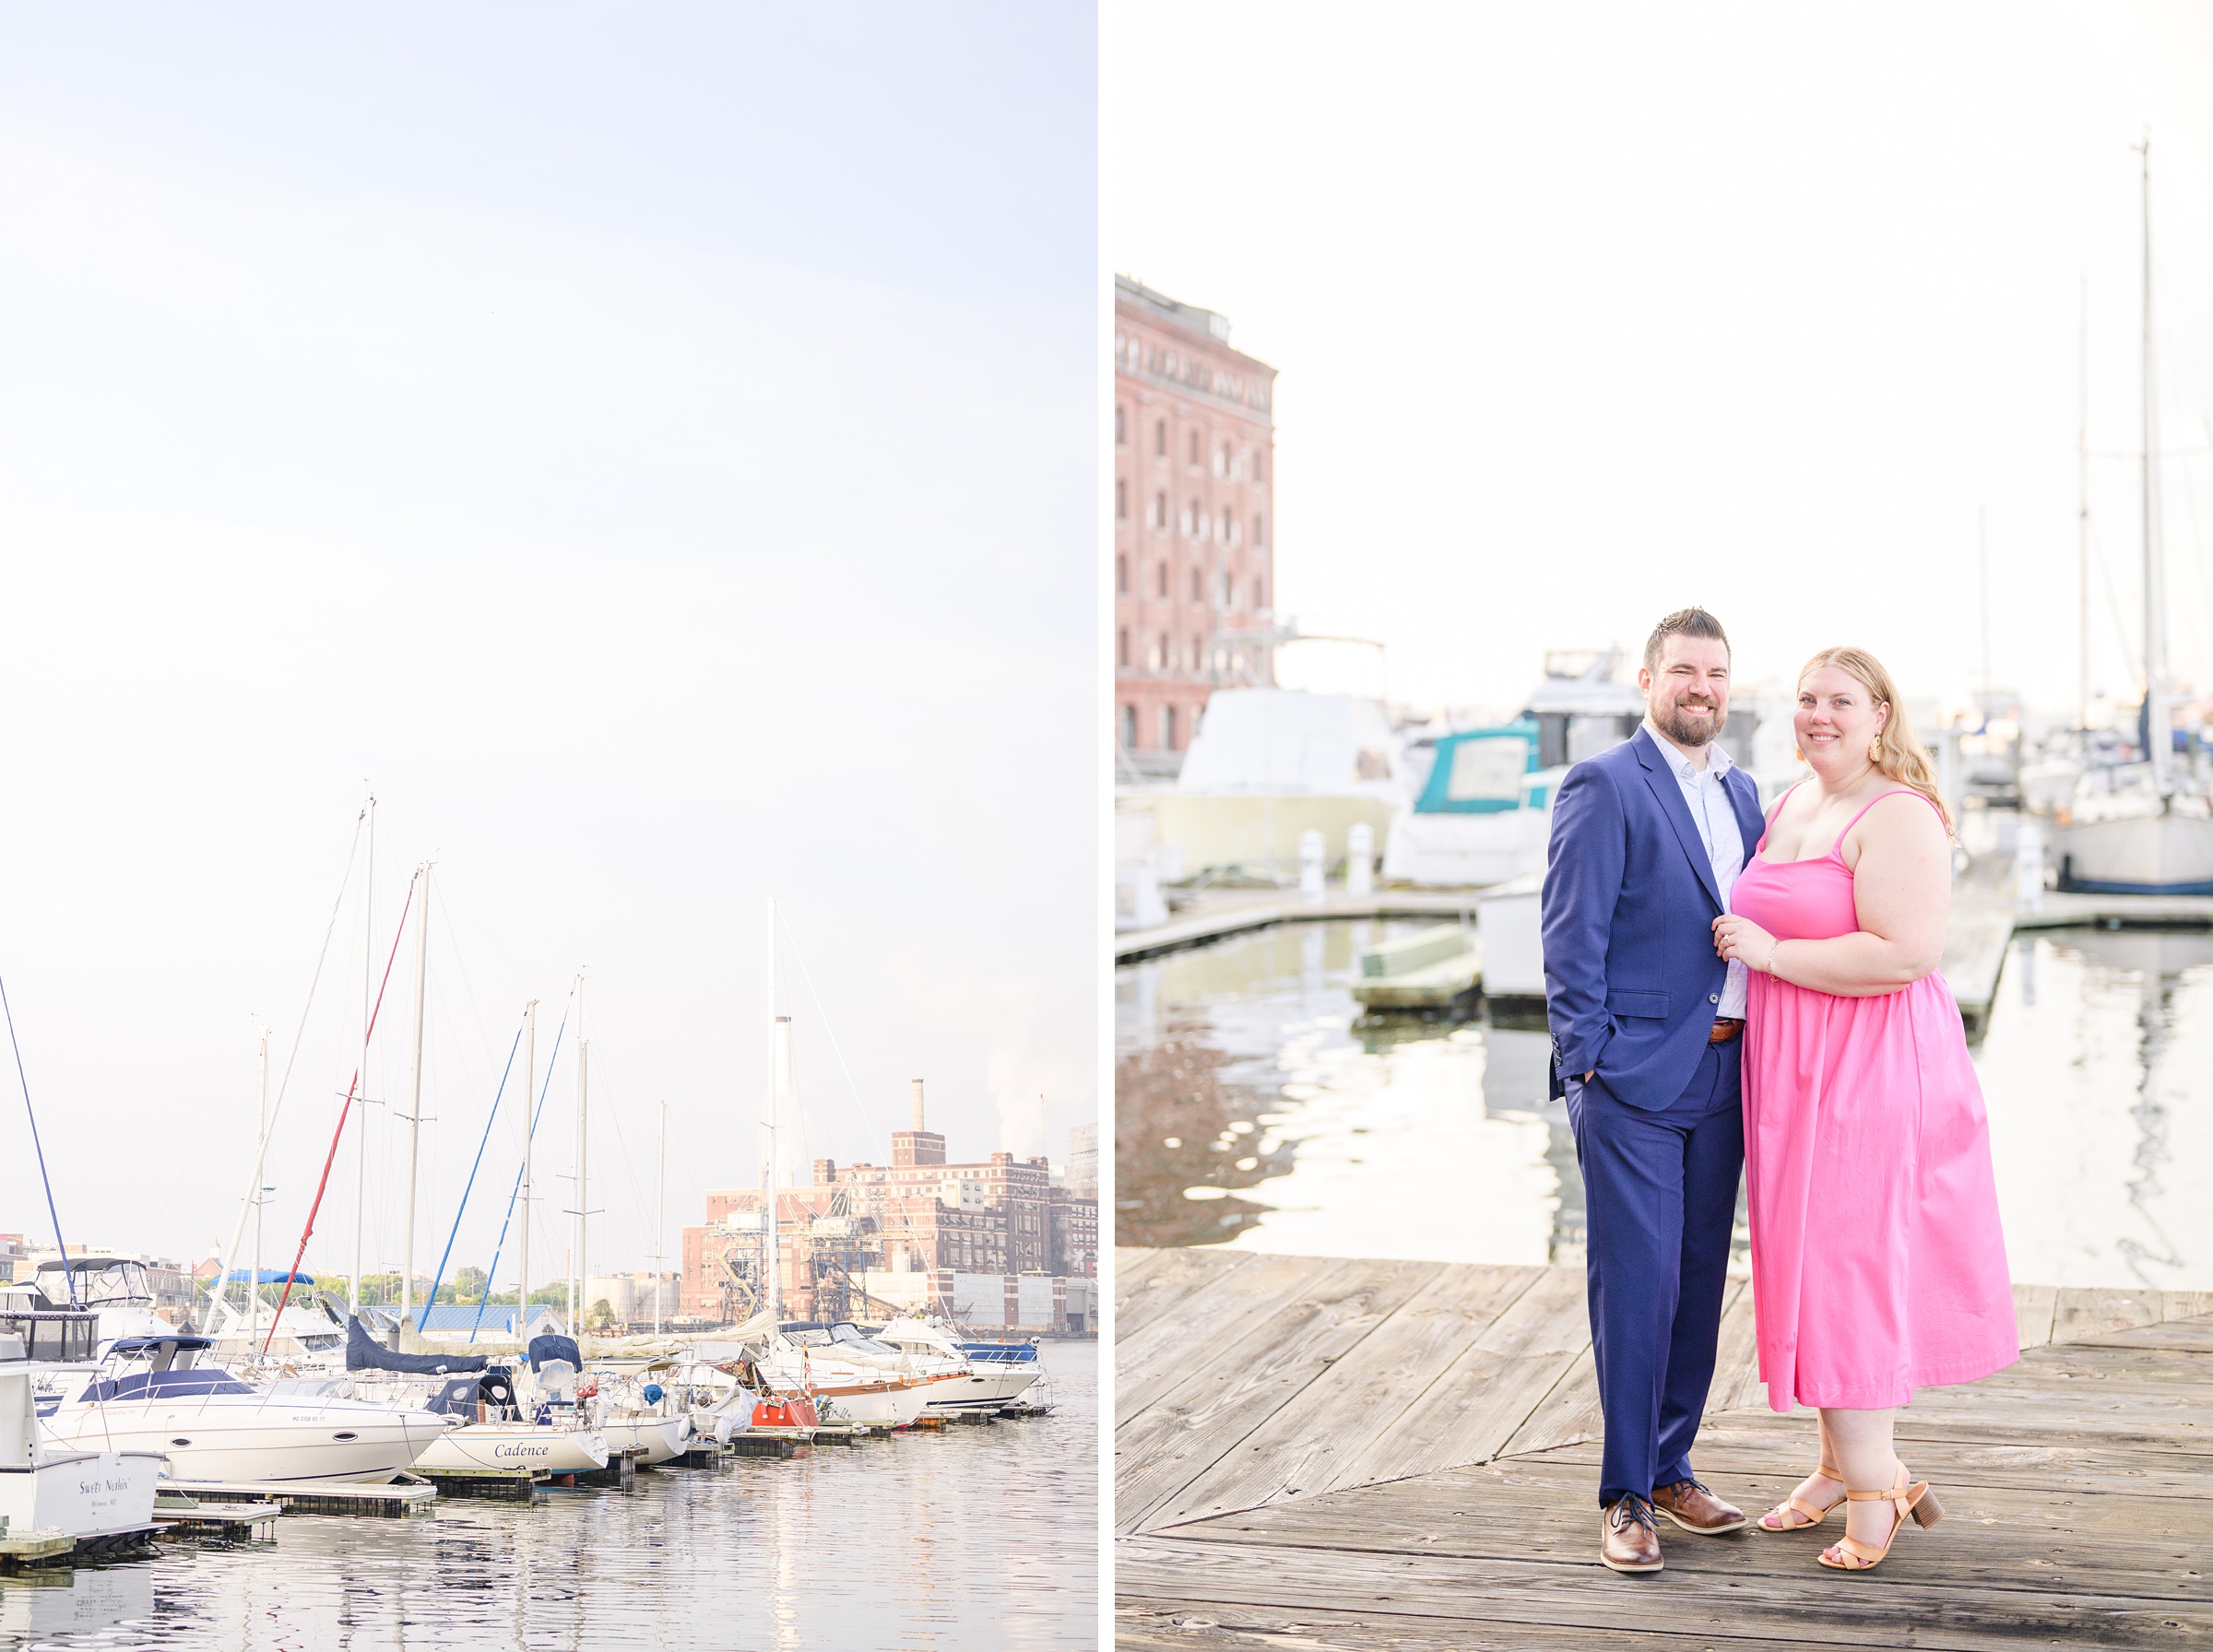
top-left (1114, 1246), bottom-right (2213, 1648)
top-left (1116, 867), bottom-right (2213, 1039)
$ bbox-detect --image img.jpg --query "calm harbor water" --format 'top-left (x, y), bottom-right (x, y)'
top-left (0, 1341), bottom-right (1095, 1651)
top-left (1117, 920), bottom-right (2213, 1292)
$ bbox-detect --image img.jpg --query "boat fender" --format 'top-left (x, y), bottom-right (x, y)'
top-left (642, 1383), bottom-right (664, 1405)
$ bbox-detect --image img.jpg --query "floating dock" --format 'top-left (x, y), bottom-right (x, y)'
top-left (152, 1494), bottom-right (282, 1541)
top-left (414, 1465), bottom-right (542, 1502)
top-left (163, 1480), bottom-right (437, 1518)
top-left (1115, 1246), bottom-right (2213, 1648)
top-left (1349, 924), bottom-right (1480, 1012)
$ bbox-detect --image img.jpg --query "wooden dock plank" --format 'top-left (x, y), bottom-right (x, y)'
top-left (1152, 1263), bottom-right (1539, 1525)
top-left (1118, 1534), bottom-right (2213, 1651)
top-left (1315, 1268), bottom-right (1592, 1497)
top-left (2012, 1281), bottom-right (2058, 1350)
top-left (1116, 1247), bottom-right (1260, 1345)
top-left (1117, 1258), bottom-right (1438, 1536)
top-left (2053, 1286), bottom-right (2165, 1342)
top-left (1165, 1456), bottom-right (2210, 1598)
top-left (1118, 1252), bottom-right (1348, 1432)
top-left (1118, 1254), bottom-right (2213, 1648)
top-left (1700, 1274), bottom-right (1765, 1414)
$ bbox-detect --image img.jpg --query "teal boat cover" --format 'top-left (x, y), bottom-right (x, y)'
top-left (1414, 722), bottom-right (1541, 814)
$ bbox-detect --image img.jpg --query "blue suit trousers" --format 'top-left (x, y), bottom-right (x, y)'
top-left (1565, 1039), bottom-right (1744, 1506)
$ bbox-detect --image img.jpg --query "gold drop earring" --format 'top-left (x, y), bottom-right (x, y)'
top-left (1868, 734), bottom-right (1883, 764)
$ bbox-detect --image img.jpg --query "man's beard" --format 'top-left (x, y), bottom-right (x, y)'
top-left (1655, 697), bottom-right (1727, 748)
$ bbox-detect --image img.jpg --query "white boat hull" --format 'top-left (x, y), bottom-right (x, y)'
top-left (0, 1447), bottom-right (162, 1539)
top-left (598, 1414), bottom-right (689, 1465)
top-left (410, 1422), bottom-right (608, 1475)
top-left (1380, 808), bottom-right (1549, 888)
top-left (2053, 808), bottom-right (2213, 894)
top-left (918, 1365), bottom-right (1041, 1413)
top-left (812, 1382), bottom-right (932, 1427)
top-left (46, 1398), bottom-right (450, 1485)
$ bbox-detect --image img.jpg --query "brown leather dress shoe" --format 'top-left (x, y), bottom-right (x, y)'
top-left (1600, 1495), bottom-right (1663, 1573)
top-left (1653, 1476), bottom-right (1747, 1534)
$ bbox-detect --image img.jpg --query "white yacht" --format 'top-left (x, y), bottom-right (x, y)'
top-left (866, 1318), bottom-right (1044, 1413)
top-left (41, 1333), bottom-right (452, 1485)
top-left (344, 1321), bottom-right (609, 1476)
top-left (21, 1257), bottom-right (174, 1352)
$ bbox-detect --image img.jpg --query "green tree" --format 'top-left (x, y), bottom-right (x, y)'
top-left (586, 1297), bottom-right (616, 1333)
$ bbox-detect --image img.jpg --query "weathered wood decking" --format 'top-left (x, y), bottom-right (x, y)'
top-left (1115, 1246), bottom-right (2213, 1648)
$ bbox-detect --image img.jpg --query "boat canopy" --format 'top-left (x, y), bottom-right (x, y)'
top-left (1414, 723), bottom-right (1541, 815)
top-left (224, 1269), bottom-right (314, 1284)
top-left (109, 1334), bottom-right (214, 1355)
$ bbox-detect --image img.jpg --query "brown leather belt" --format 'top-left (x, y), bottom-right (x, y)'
top-left (1709, 1018), bottom-right (1745, 1044)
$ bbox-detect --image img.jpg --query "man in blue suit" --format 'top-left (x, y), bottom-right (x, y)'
top-left (1542, 607), bottom-right (1765, 1573)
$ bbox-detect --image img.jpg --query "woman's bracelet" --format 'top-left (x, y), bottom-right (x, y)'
top-left (1763, 938), bottom-right (1781, 975)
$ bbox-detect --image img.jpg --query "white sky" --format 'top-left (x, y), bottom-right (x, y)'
top-left (0, 6), bottom-right (1096, 1286)
top-left (1106, 2), bottom-right (2213, 720)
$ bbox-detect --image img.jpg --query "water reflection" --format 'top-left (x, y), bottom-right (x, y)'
top-left (1116, 919), bottom-right (2213, 1290)
top-left (0, 1342), bottom-right (1095, 1650)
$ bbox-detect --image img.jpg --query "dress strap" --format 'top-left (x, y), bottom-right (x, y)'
top-left (1831, 788), bottom-right (1940, 855)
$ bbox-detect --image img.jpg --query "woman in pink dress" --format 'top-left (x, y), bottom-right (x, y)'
top-left (1711, 645), bottom-right (2018, 1573)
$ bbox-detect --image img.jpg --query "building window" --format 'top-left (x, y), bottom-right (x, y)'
top-left (1115, 405), bottom-right (1126, 446)
top-left (1156, 561), bottom-right (1167, 597)
top-left (1116, 479), bottom-right (1128, 521)
top-left (1254, 448), bottom-right (1265, 484)
top-left (1191, 499), bottom-right (1206, 539)
top-left (1154, 419), bottom-right (1166, 456)
top-left (1120, 704), bottom-right (1137, 747)
top-left (1254, 513), bottom-right (1265, 548)
top-left (1190, 567), bottom-right (1202, 602)
top-left (1223, 571), bottom-right (1236, 608)
top-left (1222, 507), bottom-right (1236, 543)
top-left (1255, 577), bottom-right (1266, 610)
top-left (1157, 632), bottom-right (1169, 672)
top-left (1118, 628), bottom-right (1130, 667)
top-left (1161, 705), bottom-right (1177, 749)
top-left (1116, 553), bottom-right (1129, 595)
top-left (1215, 441), bottom-right (1229, 478)
top-left (1152, 492), bottom-right (1166, 530)
top-left (1188, 431), bottom-right (1200, 466)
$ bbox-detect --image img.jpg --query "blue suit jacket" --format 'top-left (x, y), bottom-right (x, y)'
top-left (1541, 726), bottom-right (1767, 1110)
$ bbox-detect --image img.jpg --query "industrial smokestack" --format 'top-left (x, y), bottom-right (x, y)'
top-left (911, 1079), bottom-right (926, 1132)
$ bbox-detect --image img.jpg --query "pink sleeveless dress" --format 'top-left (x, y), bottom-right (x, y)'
top-left (1729, 787), bottom-right (2018, 1411)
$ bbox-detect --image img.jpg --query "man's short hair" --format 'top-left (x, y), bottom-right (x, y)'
top-left (1643, 608), bottom-right (1730, 671)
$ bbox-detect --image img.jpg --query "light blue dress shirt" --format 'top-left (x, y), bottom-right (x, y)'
top-left (1640, 717), bottom-right (1748, 1020)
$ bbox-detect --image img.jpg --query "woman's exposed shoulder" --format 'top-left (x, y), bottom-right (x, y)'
top-left (1847, 787), bottom-right (1949, 854)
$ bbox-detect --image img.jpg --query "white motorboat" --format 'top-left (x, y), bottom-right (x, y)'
top-left (41, 1334), bottom-right (452, 1486)
top-left (1, 1311), bottom-right (163, 1554)
top-left (864, 1318), bottom-right (1043, 1413)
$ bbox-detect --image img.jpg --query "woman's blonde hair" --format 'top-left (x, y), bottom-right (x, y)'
top-left (1799, 645), bottom-right (1953, 832)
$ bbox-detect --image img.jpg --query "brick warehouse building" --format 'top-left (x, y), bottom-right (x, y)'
top-left (679, 1090), bottom-right (1097, 1328)
top-left (1114, 276), bottom-right (1278, 765)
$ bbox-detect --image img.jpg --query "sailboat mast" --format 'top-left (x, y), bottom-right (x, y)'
top-left (655, 1100), bottom-right (667, 1336)
top-left (2079, 274), bottom-right (2091, 732)
top-left (400, 863), bottom-right (431, 1335)
top-left (763, 896), bottom-right (781, 1328)
top-left (252, 1024), bottom-right (269, 1344)
top-left (562, 977), bottom-right (579, 1335)
top-left (351, 795), bottom-right (374, 1316)
top-left (518, 998), bottom-right (535, 1339)
top-left (2140, 136), bottom-right (2172, 799)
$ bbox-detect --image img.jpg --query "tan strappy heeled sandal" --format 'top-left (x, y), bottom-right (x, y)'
top-left (1817, 1466), bottom-right (1944, 1571)
top-left (1754, 1462), bottom-right (1846, 1532)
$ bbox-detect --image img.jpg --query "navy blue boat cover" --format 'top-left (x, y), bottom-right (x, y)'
top-left (345, 1315), bottom-right (488, 1375)
top-left (527, 1333), bottom-right (582, 1372)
